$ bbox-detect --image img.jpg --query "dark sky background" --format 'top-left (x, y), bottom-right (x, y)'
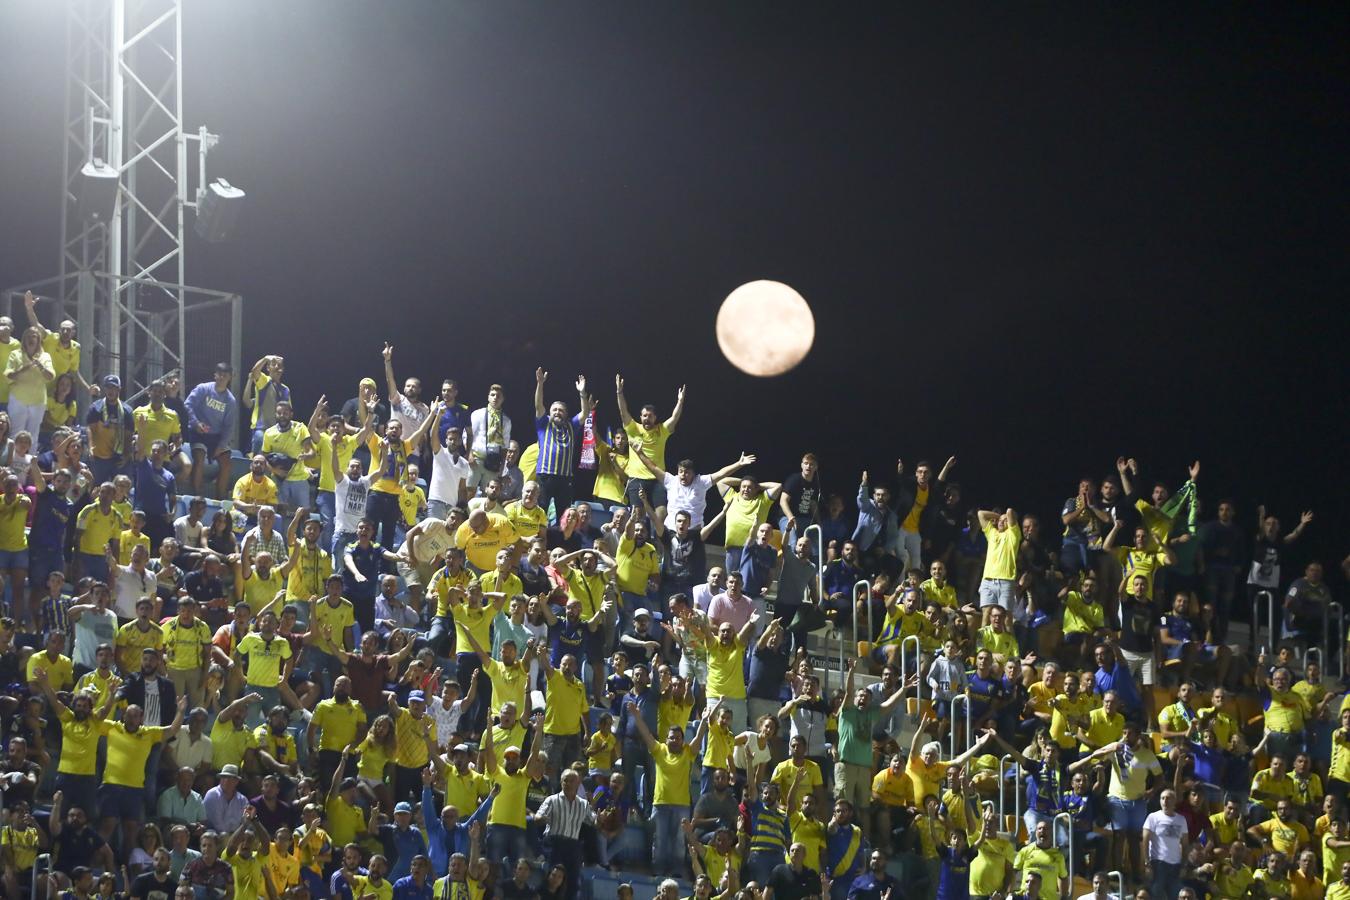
top-left (1, 2), bottom-right (1345, 570)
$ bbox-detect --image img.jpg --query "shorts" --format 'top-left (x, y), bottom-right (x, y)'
top-left (1108, 795), bottom-right (1148, 832)
top-left (192, 432), bottom-right (226, 455)
top-left (1119, 648), bottom-right (1155, 685)
top-left (98, 782), bottom-right (145, 820)
top-left (27, 546), bottom-right (65, 585)
top-left (397, 556), bottom-right (433, 589)
top-left (979, 578), bottom-right (1015, 608)
top-left (0, 548), bottom-right (29, 569)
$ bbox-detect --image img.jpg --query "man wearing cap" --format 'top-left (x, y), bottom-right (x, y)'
top-left (376, 799), bottom-right (430, 881)
top-left (185, 362), bottom-right (238, 499)
top-left (388, 689), bottom-right (439, 805)
top-left (439, 742), bottom-right (491, 820)
top-left (204, 763), bottom-right (250, 833)
top-left (620, 607), bottom-right (669, 667)
top-left (482, 710), bottom-right (547, 872)
top-left (86, 373), bottom-right (135, 485)
top-left (532, 769), bottom-right (595, 900)
top-left (538, 648), bottom-right (588, 792)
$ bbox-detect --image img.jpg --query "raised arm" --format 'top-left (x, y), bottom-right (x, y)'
top-left (614, 373), bottom-right (633, 426)
top-left (699, 506), bottom-right (729, 543)
top-left (625, 699), bottom-right (658, 751)
top-left (534, 367), bottom-right (548, 419)
top-left (708, 452), bottom-right (756, 484)
top-left (976, 509), bottom-right (997, 529)
top-left (937, 455), bottom-right (956, 484)
top-left (381, 343), bottom-right (403, 404)
top-left (664, 384), bottom-right (686, 431)
top-left (31, 667), bottom-right (74, 718)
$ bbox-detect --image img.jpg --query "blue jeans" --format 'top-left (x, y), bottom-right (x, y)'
top-left (80, 552), bottom-right (109, 583)
top-left (316, 490), bottom-right (336, 552)
top-left (651, 804), bottom-right (688, 874)
top-left (429, 614), bottom-right (455, 656)
top-left (487, 824), bottom-right (528, 872)
top-left (332, 530), bottom-right (356, 573)
top-left (304, 648), bottom-right (343, 697)
top-left (428, 499), bottom-right (452, 522)
top-left (1150, 860), bottom-right (1182, 900)
top-left (277, 479), bottom-right (311, 513)
top-left (142, 742), bottom-right (165, 817)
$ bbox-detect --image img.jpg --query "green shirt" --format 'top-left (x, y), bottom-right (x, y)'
top-left (837, 705), bottom-right (878, 766)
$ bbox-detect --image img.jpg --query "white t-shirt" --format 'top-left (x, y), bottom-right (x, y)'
top-left (174, 515), bottom-right (207, 548)
top-left (429, 448), bottom-right (472, 505)
top-left (73, 608), bottom-right (118, 668)
top-left (390, 394), bottom-right (430, 441)
top-left (1143, 809), bottom-right (1186, 864)
top-left (663, 471), bottom-right (714, 530)
top-left (732, 730), bottom-right (773, 775)
top-left (334, 474), bottom-right (372, 534)
top-left (113, 564), bottom-right (157, 619)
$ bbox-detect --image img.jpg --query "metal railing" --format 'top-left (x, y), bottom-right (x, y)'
top-left (804, 524), bottom-right (824, 606)
top-left (899, 634), bottom-right (924, 717)
top-left (1326, 602), bottom-right (1346, 678)
top-left (1108, 870), bottom-right (1125, 900)
top-left (853, 579), bottom-right (871, 646)
top-left (32, 853), bottom-right (50, 900)
top-left (1054, 811), bottom-right (1075, 887)
top-left (1000, 755), bottom-right (1023, 836)
top-left (950, 694), bottom-right (970, 758)
top-left (1251, 589), bottom-right (1275, 649)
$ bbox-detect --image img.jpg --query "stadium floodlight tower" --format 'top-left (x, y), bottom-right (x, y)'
top-left (4, 0), bottom-right (242, 402)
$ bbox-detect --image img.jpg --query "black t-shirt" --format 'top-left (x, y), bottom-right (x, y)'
top-left (747, 644), bottom-right (790, 701)
top-left (546, 528), bottom-right (583, 555)
top-left (131, 872), bottom-right (177, 900)
top-left (768, 863), bottom-right (821, 900)
top-left (661, 531), bottom-right (705, 583)
top-left (499, 881), bottom-right (540, 900)
top-left (54, 825), bottom-right (105, 872)
top-left (1120, 596), bottom-right (1156, 652)
top-left (1199, 521), bottom-right (1244, 569)
top-left (781, 473), bottom-right (822, 522)
top-left (184, 571), bottom-right (225, 606)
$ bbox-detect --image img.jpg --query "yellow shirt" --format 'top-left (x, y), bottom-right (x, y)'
top-left (651, 743), bottom-right (697, 806)
top-left (770, 759), bottom-right (823, 803)
top-left (5, 348), bottom-right (54, 407)
top-left (237, 631), bottom-right (292, 687)
top-left (399, 484), bottom-right (426, 525)
top-left (310, 698), bottom-right (367, 754)
top-left (543, 669), bottom-right (587, 735)
top-left (1215, 862), bottom-right (1255, 900)
top-left (981, 522), bottom-right (1020, 581)
top-left (919, 578), bottom-right (957, 610)
top-left (563, 568), bottom-right (607, 619)
top-left (721, 488), bottom-right (775, 549)
top-left (233, 474), bottom-right (278, 507)
top-left (870, 768), bottom-right (914, 807)
top-left (488, 763), bottom-right (531, 828)
top-left (262, 423), bottom-right (313, 482)
top-left (0, 337), bottom-right (16, 402)
top-left (1210, 811), bottom-right (1243, 847)
top-left (976, 626), bottom-right (1018, 662)
top-left (42, 332), bottom-right (80, 378)
top-left (285, 542), bottom-right (331, 603)
top-left (117, 529), bottom-right (151, 565)
top-left (443, 768), bottom-right (491, 814)
top-left (0, 495), bottom-right (31, 551)
top-left (243, 568), bottom-right (285, 612)
top-left (1050, 692), bottom-right (1094, 749)
top-left (1253, 868), bottom-right (1292, 899)
top-left (26, 652), bottom-right (74, 690)
top-left (1114, 546), bottom-right (1169, 600)
top-left (312, 597), bottom-right (357, 655)
top-left (1198, 706), bottom-right (1239, 748)
top-left (622, 421), bottom-right (672, 478)
top-left (454, 514), bottom-right (519, 571)
top-left (297, 825), bottom-right (332, 874)
top-left (1290, 870), bottom-right (1323, 900)
top-left (162, 617), bottom-right (212, 670)
top-left (367, 435), bottom-right (415, 494)
top-left (906, 756), bottom-right (952, 804)
top-left (76, 503), bottom-right (124, 555)
top-left (266, 843), bottom-right (303, 892)
top-left (1062, 591), bottom-right (1104, 635)
top-left (485, 658), bottom-right (530, 717)
top-left (479, 569), bottom-right (523, 600)
top-left (133, 404), bottom-right (181, 448)
top-left (1013, 844), bottom-right (1068, 900)
top-left (585, 731), bottom-right (616, 771)
top-left (616, 533), bottom-right (660, 595)
top-left (393, 708), bottom-right (437, 768)
top-left (255, 725), bottom-right (298, 768)
top-left (428, 566), bottom-right (473, 617)
top-left (74, 669), bottom-right (117, 710)
top-left (706, 638), bottom-right (746, 699)
top-left (971, 836), bottom-right (1017, 896)
top-left (353, 875), bottom-right (394, 900)
top-left (503, 500), bottom-right (546, 539)
top-left (356, 734), bottom-right (394, 782)
top-left (55, 705), bottom-right (104, 775)
top-left (658, 697), bottom-right (694, 740)
top-left (210, 719), bottom-right (258, 770)
top-left (315, 432), bottom-right (359, 493)
top-left (452, 600), bottom-right (495, 654)
top-left (0, 825), bottom-right (39, 872)
top-left (1266, 688), bottom-right (1310, 733)
top-left (44, 394), bottom-right (77, 431)
top-left (101, 721), bottom-right (168, 787)
top-left (325, 796), bottom-right (366, 847)
top-left (1252, 768), bottom-right (1299, 807)
top-left (901, 485), bottom-right (928, 533)
top-left (591, 442), bottom-right (628, 505)
top-left (788, 811), bottom-right (827, 869)
top-left (704, 721), bottom-right (734, 770)
top-left (1332, 727), bottom-right (1350, 783)
top-left (1080, 707), bottom-right (1125, 751)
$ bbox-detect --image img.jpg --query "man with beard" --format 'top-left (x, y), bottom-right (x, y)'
top-left (537, 650), bottom-right (588, 791)
top-left (387, 689), bottom-right (439, 805)
top-left (308, 675), bottom-right (369, 787)
top-left (383, 343), bottom-right (431, 467)
top-left (48, 793), bottom-right (116, 884)
top-left (482, 714), bottom-right (547, 873)
top-left (332, 628), bottom-right (416, 714)
top-left (223, 806), bottom-right (279, 900)
top-left (130, 846), bottom-right (178, 900)
top-left (119, 647), bottom-right (180, 812)
top-left (33, 666), bottom-right (117, 818)
top-left (532, 369), bottom-right (588, 522)
top-left (843, 849), bottom-right (897, 900)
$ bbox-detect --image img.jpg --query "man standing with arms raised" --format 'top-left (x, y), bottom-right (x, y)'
top-left (532, 368), bottom-right (588, 523)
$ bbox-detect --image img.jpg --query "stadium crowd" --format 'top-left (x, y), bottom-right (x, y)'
top-left (0, 291), bottom-right (1346, 900)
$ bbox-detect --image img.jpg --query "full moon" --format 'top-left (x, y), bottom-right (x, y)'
top-left (716, 280), bottom-right (815, 377)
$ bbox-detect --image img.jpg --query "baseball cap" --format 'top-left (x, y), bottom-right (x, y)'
top-left (452, 743), bottom-right (471, 754)
top-left (101, 374), bottom-right (121, 389)
top-left (633, 608), bottom-right (652, 620)
top-left (394, 802), bottom-right (413, 814)
top-left (408, 690), bottom-right (426, 704)
top-left (502, 745), bottom-right (522, 758)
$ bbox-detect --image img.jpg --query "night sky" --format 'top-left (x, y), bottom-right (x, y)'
top-left (1, 2), bottom-right (1345, 567)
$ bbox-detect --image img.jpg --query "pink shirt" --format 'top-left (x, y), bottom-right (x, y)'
top-left (707, 591), bottom-right (754, 631)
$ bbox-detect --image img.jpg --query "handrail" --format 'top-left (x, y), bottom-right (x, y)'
top-left (1252, 589), bottom-right (1275, 649)
top-left (804, 524), bottom-right (824, 607)
top-left (1108, 870), bottom-right (1125, 900)
top-left (1053, 811), bottom-right (1075, 887)
top-left (998, 753), bottom-right (1015, 825)
top-left (950, 694), bottom-right (970, 759)
top-left (1326, 602), bottom-right (1346, 678)
top-left (1306, 647), bottom-right (1323, 673)
top-left (32, 853), bottom-right (50, 900)
top-left (1012, 759), bottom-right (1022, 835)
top-left (853, 579), bottom-right (871, 646)
top-left (899, 634), bottom-right (924, 720)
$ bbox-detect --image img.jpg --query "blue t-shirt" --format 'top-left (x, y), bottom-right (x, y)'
top-left (967, 674), bottom-right (1005, 719)
top-left (606, 673), bottom-right (633, 714)
top-left (1093, 662), bottom-right (1142, 712)
top-left (30, 491), bottom-right (74, 552)
top-left (550, 619), bottom-right (587, 666)
top-left (1024, 759), bottom-right (1062, 816)
top-left (342, 542), bottom-right (383, 598)
top-left (133, 458), bottom-right (176, 517)
top-left (936, 846), bottom-right (975, 900)
top-left (1060, 791), bottom-right (1094, 830)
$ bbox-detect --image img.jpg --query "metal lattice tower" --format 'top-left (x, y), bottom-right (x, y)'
top-left (4, 0), bottom-right (242, 399)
